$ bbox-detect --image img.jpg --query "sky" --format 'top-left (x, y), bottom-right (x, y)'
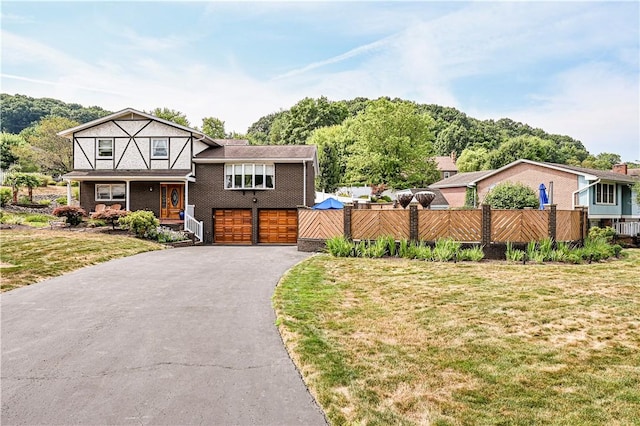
top-left (1, 1), bottom-right (639, 162)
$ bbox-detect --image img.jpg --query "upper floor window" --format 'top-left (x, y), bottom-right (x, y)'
top-left (595, 183), bottom-right (615, 205)
top-left (443, 171), bottom-right (451, 179)
top-left (151, 138), bottom-right (168, 159)
top-left (97, 139), bottom-right (113, 159)
top-left (225, 163), bottom-right (274, 190)
top-left (96, 183), bottom-right (126, 201)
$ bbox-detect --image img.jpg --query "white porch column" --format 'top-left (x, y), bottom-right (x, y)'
top-left (184, 178), bottom-right (189, 231)
top-left (66, 180), bottom-right (72, 205)
top-left (125, 180), bottom-right (131, 211)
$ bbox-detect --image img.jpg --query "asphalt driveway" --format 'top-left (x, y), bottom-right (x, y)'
top-left (1, 246), bottom-right (326, 425)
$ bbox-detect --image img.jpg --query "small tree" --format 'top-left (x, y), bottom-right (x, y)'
top-left (483, 182), bottom-right (539, 209)
top-left (52, 206), bottom-right (87, 226)
top-left (3, 172), bottom-right (41, 204)
top-left (633, 181), bottom-right (640, 205)
top-left (91, 209), bottom-right (129, 230)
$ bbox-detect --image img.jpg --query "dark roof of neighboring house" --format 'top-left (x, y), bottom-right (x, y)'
top-left (430, 170), bottom-right (494, 188)
top-left (62, 169), bottom-right (192, 181)
top-left (434, 156), bottom-right (457, 171)
top-left (409, 188), bottom-right (449, 206)
top-left (541, 162), bottom-right (640, 184)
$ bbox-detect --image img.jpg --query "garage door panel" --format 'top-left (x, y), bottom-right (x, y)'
top-left (215, 209), bottom-right (252, 244)
top-left (259, 210), bottom-right (297, 244)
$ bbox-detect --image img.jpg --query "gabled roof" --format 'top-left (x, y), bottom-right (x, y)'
top-left (57, 107), bottom-right (219, 146)
top-left (194, 144), bottom-right (319, 173)
top-left (434, 156), bottom-right (457, 171)
top-left (430, 170), bottom-right (494, 188)
top-left (431, 159), bottom-right (640, 188)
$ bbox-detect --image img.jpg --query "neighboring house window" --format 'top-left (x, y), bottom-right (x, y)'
top-left (96, 184), bottom-right (126, 201)
top-left (444, 171), bottom-right (451, 179)
top-left (97, 139), bottom-right (113, 159)
top-left (595, 183), bottom-right (615, 205)
top-left (151, 138), bottom-right (168, 159)
top-left (225, 164), bottom-right (274, 189)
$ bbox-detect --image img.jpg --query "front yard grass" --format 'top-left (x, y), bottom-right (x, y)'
top-left (274, 250), bottom-right (640, 425)
top-left (0, 230), bottom-right (163, 291)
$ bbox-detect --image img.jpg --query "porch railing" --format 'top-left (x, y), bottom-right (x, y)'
top-left (184, 205), bottom-right (203, 242)
top-left (614, 221), bottom-right (640, 236)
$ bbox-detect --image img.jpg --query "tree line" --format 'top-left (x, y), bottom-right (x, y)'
top-left (0, 93), bottom-right (628, 193)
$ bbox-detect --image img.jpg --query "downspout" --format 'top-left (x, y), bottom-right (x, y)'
top-left (125, 180), bottom-right (131, 211)
top-left (572, 179), bottom-right (600, 210)
top-left (303, 160), bottom-right (307, 206)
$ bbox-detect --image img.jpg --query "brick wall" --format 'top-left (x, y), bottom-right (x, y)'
top-left (189, 162), bottom-right (315, 243)
top-left (439, 187), bottom-right (467, 207)
top-left (476, 163), bottom-right (578, 209)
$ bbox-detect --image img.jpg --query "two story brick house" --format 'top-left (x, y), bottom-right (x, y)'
top-left (60, 108), bottom-right (317, 244)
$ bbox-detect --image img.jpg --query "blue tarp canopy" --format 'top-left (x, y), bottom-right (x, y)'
top-left (539, 183), bottom-right (549, 210)
top-left (312, 198), bottom-right (344, 210)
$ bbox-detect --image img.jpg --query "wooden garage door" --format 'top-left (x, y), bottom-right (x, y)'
top-left (259, 209), bottom-right (298, 244)
top-left (214, 209), bottom-right (252, 244)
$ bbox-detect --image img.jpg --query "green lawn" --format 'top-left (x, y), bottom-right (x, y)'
top-left (273, 251), bottom-right (640, 425)
top-left (0, 229), bottom-right (163, 291)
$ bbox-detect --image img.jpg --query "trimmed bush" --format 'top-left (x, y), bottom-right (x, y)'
top-left (0, 187), bottom-right (11, 206)
top-left (52, 206), bottom-right (87, 226)
top-left (118, 210), bottom-right (159, 239)
top-left (483, 181), bottom-right (538, 209)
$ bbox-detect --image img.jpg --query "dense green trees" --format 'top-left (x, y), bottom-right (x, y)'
top-left (0, 94), bottom-right (110, 134)
top-left (147, 107), bottom-right (190, 127)
top-left (344, 99), bottom-right (439, 188)
top-left (21, 117), bottom-right (79, 176)
top-left (201, 117), bottom-right (226, 139)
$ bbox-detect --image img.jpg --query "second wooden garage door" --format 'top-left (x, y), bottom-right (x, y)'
top-left (259, 209), bottom-right (297, 244)
top-left (214, 209), bottom-right (252, 244)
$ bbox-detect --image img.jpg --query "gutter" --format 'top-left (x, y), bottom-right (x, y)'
top-left (572, 179), bottom-right (600, 210)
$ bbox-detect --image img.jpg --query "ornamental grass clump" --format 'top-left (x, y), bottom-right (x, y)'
top-left (459, 245), bottom-right (485, 262)
top-left (432, 238), bottom-right (461, 262)
top-left (326, 236), bottom-right (354, 257)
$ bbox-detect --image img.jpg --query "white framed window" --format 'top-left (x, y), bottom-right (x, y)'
top-left (96, 184), bottom-right (126, 201)
top-left (97, 139), bottom-right (113, 159)
top-left (151, 138), bottom-right (168, 159)
top-left (595, 183), bottom-right (615, 205)
top-left (225, 163), bottom-right (274, 190)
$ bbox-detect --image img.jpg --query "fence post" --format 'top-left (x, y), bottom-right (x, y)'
top-left (410, 205), bottom-right (418, 242)
top-left (548, 204), bottom-right (557, 241)
top-left (481, 204), bottom-right (492, 246)
top-left (344, 204), bottom-right (352, 240)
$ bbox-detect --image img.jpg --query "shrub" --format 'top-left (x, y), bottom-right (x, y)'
top-left (588, 226), bottom-right (616, 242)
top-left (38, 199), bottom-right (51, 206)
top-left (326, 236), bottom-right (354, 257)
top-left (55, 196), bottom-right (68, 206)
top-left (0, 187), bottom-right (11, 206)
top-left (376, 235), bottom-right (396, 257)
top-left (52, 205), bottom-right (87, 226)
top-left (398, 239), bottom-right (415, 259)
top-left (118, 210), bottom-right (159, 239)
top-left (18, 195), bottom-right (31, 204)
top-left (483, 181), bottom-right (538, 209)
top-left (91, 209), bottom-right (129, 229)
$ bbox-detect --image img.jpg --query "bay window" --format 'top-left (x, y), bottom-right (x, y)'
top-left (225, 163), bottom-right (274, 189)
